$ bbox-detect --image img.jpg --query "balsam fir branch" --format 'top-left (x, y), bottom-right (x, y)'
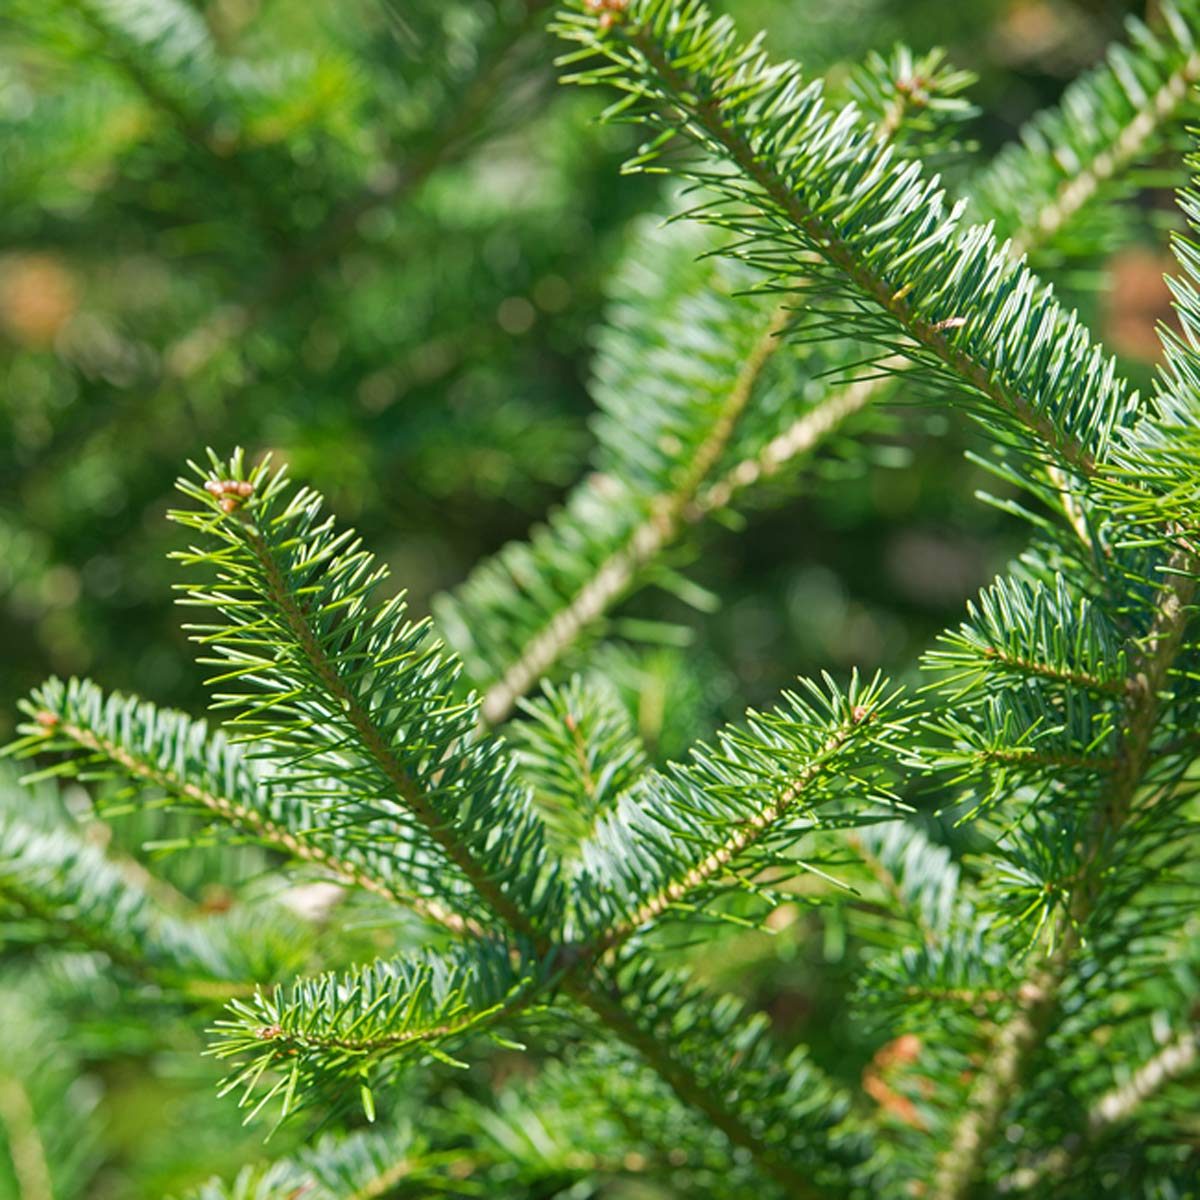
top-left (210, 942), bottom-right (548, 1123)
top-left (171, 450), bottom-right (563, 938)
top-left (970, 1), bottom-right (1200, 264)
top-left (12, 677), bottom-right (481, 936)
top-left (159, 451), bottom-right (896, 1186)
top-left (556, 1), bottom-right (1140, 480)
top-left (567, 671), bottom-right (907, 950)
top-left (10, 3), bottom-right (1200, 1197)
top-left (438, 42), bottom-right (972, 722)
top-left (444, 6), bottom-right (1193, 726)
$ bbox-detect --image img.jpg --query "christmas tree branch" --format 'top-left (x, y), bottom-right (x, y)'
top-left (612, 14), bottom-right (1101, 480)
top-left (1002, 1020), bottom-right (1200, 1193)
top-left (933, 545), bottom-right (1198, 1199)
top-left (567, 979), bottom-right (828, 1199)
top-left (19, 683), bottom-right (479, 938)
top-left (479, 301), bottom-right (790, 725)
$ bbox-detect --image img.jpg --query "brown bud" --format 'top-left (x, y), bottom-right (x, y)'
top-left (34, 710), bottom-right (59, 730)
top-left (256, 1024), bottom-right (284, 1040)
top-left (219, 496), bottom-right (240, 514)
top-left (851, 704), bottom-right (872, 724)
top-left (234, 480), bottom-right (254, 497)
top-left (204, 480), bottom-right (224, 497)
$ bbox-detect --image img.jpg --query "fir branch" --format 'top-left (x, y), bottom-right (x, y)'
top-left (453, 48), bottom-right (962, 725)
top-left (210, 943), bottom-right (546, 1121)
top-left (558, 0), bottom-right (1132, 479)
top-left (14, 678), bottom-right (479, 937)
top-left (932, 547), bottom-right (1199, 1199)
top-left (171, 452), bottom-right (559, 937)
top-left (171, 458), bottom-right (892, 1189)
top-left (704, 0), bottom-right (1198, 515)
top-left (168, 457), bottom-right (880, 1181)
top-left (1001, 1021), bottom-right (1200, 1194)
top-left (568, 672), bottom-right (907, 953)
top-left (451, 6), bottom-right (1189, 726)
top-left (478, 300), bottom-right (789, 725)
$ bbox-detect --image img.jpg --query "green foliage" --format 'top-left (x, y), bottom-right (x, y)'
top-left (170, 451), bottom-right (563, 934)
top-left (510, 676), bottom-right (649, 853)
top-left (567, 671), bottom-right (907, 944)
top-left (556, 0), bottom-right (1142, 481)
top-left (210, 942), bottom-right (546, 1123)
top-left (179, 1124), bottom-right (457, 1200)
top-left (12, 675), bottom-right (448, 920)
top-left (969, 2), bottom-right (1200, 267)
top-left (0, 985), bottom-right (98, 1200)
top-left (7, 2), bottom-right (1200, 1198)
top-left (0, 814), bottom-right (306, 995)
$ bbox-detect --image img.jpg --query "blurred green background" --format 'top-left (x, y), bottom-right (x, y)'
top-left (0, 1), bottom-right (1184, 1195)
top-left (0, 0), bottom-right (1173, 746)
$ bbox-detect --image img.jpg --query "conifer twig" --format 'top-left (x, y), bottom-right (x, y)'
top-left (618, 22), bottom-right (1100, 479)
top-left (999, 1021), bottom-right (1200, 1193)
top-left (933, 544), bottom-right (1198, 1199)
top-left (1008, 46), bottom-right (1200, 259)
top-left (50, 716), bottom-right (479, 937)
top-left (480, 302), bottom-right (791, 724)
top-left (240, 525), bottom-right (535, 939)
top-left (580, 716), bottom-right (862, 958)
